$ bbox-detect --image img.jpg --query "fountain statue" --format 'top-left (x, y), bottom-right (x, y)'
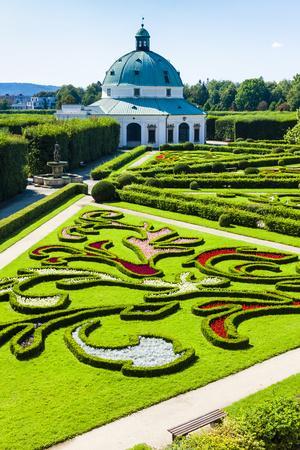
top-left (33, 143), bottom-right (83, 187)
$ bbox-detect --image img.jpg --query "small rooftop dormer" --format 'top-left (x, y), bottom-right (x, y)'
top-left (135, 20), bottom-right (150, 51)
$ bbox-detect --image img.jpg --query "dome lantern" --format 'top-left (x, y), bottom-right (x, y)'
top-left (135, 19), bottom-right (150, 51)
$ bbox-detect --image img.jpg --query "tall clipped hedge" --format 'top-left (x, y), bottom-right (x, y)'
top-left (214, 115), bottom-right (297, 141)
top-left (23, 117), bottom-right (120, 174)
top-left (0, 114), bottom-right (54, 134)
top-left (0, 134), bottom-right (28, 202)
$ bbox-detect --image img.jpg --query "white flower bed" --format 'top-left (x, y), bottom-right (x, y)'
top-left (16, 295), bottom-right (61, 307)
top-left (72, 327), bottom-right (182, 367)
top-left (200, 276), bottom-right (228, 287)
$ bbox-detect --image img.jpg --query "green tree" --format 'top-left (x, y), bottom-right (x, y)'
top-left (0, 99), bottom-right (10, 110)
top-left (287, 74), bottom-right (300, 110)
top-left (235, 77), bottom-right (270, 110)
top-left (56, 85), bottom-right (83, 108)
top-left (183, 81), bottom-right (209, 106)
top-left (82, 81), bottom-right (102, 106)
top-left (219, 83), bottom-right (237, 110)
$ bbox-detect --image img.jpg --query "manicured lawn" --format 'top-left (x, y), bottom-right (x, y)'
top-left (0, 205), bottom-right (299, 449)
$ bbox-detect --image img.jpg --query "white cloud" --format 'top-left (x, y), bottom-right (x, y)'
top-left (272, 41), bottom-right (284, 48)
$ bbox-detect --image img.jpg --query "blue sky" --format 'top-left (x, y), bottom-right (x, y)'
top-left (0, 0), bottom-right (299, 87)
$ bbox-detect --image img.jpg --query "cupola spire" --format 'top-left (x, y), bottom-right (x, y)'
top-left (135, 19), bottom-right (150, 51)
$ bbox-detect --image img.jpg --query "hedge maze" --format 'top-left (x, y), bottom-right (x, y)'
top-left (0, 208), bottom-right (299, 376)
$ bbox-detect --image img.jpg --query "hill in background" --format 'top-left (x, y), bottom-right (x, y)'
top-left (0, 83), bottom-right (59, 96)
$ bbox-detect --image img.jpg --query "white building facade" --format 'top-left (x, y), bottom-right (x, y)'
top-left (57, 24), bottom-right (206, 147)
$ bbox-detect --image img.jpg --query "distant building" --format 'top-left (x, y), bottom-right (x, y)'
top-left (11, 94), bottom-right (30, 110)
top-left (5, 94), bottom-right (56, 110)
top-left (27, 95), bottom-right (56, 109)
top-left (56, 23), bottom-right (206, 146)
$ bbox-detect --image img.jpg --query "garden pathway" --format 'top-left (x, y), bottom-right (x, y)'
top-left (127, 151), bottom-right (157, 168)
top-left (52, 347), bottom-right (300, 450)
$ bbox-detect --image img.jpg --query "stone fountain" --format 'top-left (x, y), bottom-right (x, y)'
top-left (33, 143), bottom-right (83, 187)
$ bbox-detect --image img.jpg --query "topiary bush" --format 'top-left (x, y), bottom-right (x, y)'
top-left (117, 172), bottom-right (138, 188)
top-left (190, 181), bottom-right (199, 190)
top-left (244, 167), bottom-right (260, 175)
top-left (145, 178), bottom-right (159, 187)
top-left (182, 141), bottom-right (194, 150)
top-left (211, 162), bottom-right (225, 173)
top-left (278, 158), bottom-right (287, 166)
top-left (91, 181), bottom-right (116, 203)
top-left (160, 144), bottom-right (172, 150)
top-left (237, 160), bottom-right (249, 170)
top-left (218, 213), bottom-right (232, 227)
top-left (173, 163), bottom-right (190, 174)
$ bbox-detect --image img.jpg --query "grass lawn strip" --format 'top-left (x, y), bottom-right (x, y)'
top-left (0, 204), bottom-right (299, 449)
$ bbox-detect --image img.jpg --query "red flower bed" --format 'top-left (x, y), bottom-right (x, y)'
top-left (115, 259), bottom-right (158, 276)
top-left (201, 302), bottom-right (225, 309)
top-left (210, 317), bottom-right (228, 338)
top-left (197, 248), bottom-right (237, 267)
top-left (242, 303), bottom-right (267, 310)
top-left (253, 251), bottom-right (286, 260)
top-left (32, 245), bottom-right (53, 256)
top-left (47, 257), bottom-right (60, 264)
top-left (89, 241), bottom-right (108, 250)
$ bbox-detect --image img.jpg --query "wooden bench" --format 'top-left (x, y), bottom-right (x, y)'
top-left (168, 409), bottom-right (226, 441)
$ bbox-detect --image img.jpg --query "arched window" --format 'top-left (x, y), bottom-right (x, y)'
top-left (179, 123), bottom-right (189, 142)
top-left (127, 123), bottom-right (141, 147)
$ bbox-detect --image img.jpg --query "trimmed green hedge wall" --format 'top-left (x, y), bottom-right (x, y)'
top-left (0, 114), bottom-right (54, 135)
top-left (0, 134), bottom-right (28, 202)
top-left (0, 183), bottom-right (87, 242)
top-left (212, 116), bottom-right (297, 141)
top-left (24, 117), bottom-right (120, 174)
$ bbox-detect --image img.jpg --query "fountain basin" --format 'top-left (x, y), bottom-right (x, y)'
top-left (33, 173), bottom-right (83, 187)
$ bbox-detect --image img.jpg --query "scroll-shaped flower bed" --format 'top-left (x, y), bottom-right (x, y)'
top-left (192, 290), bottom-right (300, 349)
top-left (65, 320), bottom-right (195, 376)
top-left (187, 246), bottom-right (300, 285)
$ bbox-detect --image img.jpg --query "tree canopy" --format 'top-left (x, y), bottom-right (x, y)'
top-left (184, 74), bottom-right (300, 111)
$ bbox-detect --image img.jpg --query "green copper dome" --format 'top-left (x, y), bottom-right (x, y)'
top-left (135, 26), bottom-right (150, 37)
top-left (103, 25), bottom-right (183, 87)
top-left (103, 50), bottom-right (183, 87)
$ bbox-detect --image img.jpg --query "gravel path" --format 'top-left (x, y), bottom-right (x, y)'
top-left (127, 151), bottom-right (157, 168)
top-left (52, 348), bottom-right (300, 450)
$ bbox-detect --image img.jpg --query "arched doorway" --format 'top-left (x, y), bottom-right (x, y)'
top-left (178, 123), bottom-right (189, 142)
top-left (127, 123), bottom-right (141, 147)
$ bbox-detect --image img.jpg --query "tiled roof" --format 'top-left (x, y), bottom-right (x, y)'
top-left (89, 98), bottom-right (205, 116)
